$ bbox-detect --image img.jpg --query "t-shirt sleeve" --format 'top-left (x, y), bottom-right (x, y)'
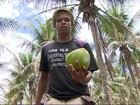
top-left (39, 46), bottom-right (49, 73)
top-left (84, 43), bottom-right (98, 72)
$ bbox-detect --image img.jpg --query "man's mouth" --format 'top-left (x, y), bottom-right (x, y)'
top-left (60, 26), bottom-right (67, 29)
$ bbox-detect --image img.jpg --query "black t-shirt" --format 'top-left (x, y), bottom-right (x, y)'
top-left (39, 38), bottom-right (98, 100)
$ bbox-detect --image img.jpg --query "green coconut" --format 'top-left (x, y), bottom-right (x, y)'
top-left (65, 48), bottom-right (90, 70)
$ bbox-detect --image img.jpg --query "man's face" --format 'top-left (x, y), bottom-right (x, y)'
top-left (55, 12), bottom-right (73, 35)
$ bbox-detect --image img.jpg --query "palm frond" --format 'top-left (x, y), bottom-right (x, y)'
top-left (0, 43), bottom-right (21, 66)
top-left (27, 3), bottom-right (79, 20)
top-left (0, 61), bottom-right (12, 71)
top-left (5, 82), bottom-right (25, 98)
top-left (0, 18), bottom-right (20, 33)
top-left (103, 0), bottom-right (132, 5)
top-left (20, 0), bottom-right (67, 10)
top-left (72, 12), bottom-right (82, 36)
top-left (100, 10), bottom-right (140, 51)
top-left (128, 8), bottom-right (140, 29)
top-left (12, 33), bottom-right (40, 53)
top-left (0, 84), bottom-right (6, 94)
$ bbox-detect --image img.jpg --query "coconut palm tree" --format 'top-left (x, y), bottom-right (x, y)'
top-left (78, 1), bottom-right (140, 104)
top-left (0, 1), bottom-right (22, 79)
top-left (5, 53), bottom-right (36, 104)
top-left (100, 1), bottom-right (140, 103)
top-left (2, 0), bottom-right (140, 104)
top-left (91, 65), bottom-right (139, 104)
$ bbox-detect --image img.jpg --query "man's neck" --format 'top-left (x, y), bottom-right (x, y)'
top-left (57, 35), bottom-right (73, 43)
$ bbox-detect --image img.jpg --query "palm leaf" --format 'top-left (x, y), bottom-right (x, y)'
top-left (5, 82), bottom-right (25, 98)
top-left (0, 43), bottom-right (21, 66)
top-left (0, 18), bottom-right (19, 33)
top-left (128, 8), bottom-right (140, 28)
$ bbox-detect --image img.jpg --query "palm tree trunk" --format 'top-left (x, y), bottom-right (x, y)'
top-left (88, 19), bottom-right (112, 105)
top-left (121, 46), bottom-right (140, 103)
top-left (29, 80), bottom-right (33, 105)
top-left (79, 0), bottom-right (112, 104)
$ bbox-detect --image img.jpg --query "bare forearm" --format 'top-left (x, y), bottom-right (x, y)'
top-left (35, 73), bottom-right (48, 105)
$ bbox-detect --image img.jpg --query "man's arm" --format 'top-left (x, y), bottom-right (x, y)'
top-left (35, 72), bottom-right (49, 105)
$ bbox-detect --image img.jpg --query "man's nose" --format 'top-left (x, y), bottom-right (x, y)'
top-left (61, 20), bottom-right (66, 24)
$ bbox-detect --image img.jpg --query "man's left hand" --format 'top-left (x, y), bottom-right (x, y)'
top-left (66, 60), bottom-right (89, 84)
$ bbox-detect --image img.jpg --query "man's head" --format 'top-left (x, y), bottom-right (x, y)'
top-left (52, 8), bottom-right (74, 36)
top-left (52, 8), bottom-right (74, 27)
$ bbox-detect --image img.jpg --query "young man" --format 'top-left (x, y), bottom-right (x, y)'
top-left (35, 8), bottom-right (98, 105)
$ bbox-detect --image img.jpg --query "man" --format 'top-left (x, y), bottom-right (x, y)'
top-left (35, 8), bottom-right (98, 105)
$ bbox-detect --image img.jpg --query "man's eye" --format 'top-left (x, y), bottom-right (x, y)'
top-left (56, 19), bottom-right (62, 22)
top-left (65, 19), bottom-right (70, 22)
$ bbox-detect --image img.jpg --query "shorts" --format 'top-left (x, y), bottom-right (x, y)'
top-left (42, 94), bottom-right (97, 105)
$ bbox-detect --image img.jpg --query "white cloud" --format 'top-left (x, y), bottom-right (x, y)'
top-left (0, 32), bottom-right (33, 65)
top-left (0, 1), bottom-right (20, 18)
top-left (27, 2), bottom-right (34, 9)
top-left (78, 23), bottom-right (93, 42)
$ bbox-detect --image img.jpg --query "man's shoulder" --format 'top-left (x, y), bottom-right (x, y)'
top-left (42, 41), bottom-right (55, 49)
top-left (74, 38), bottom-right (86, 48)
